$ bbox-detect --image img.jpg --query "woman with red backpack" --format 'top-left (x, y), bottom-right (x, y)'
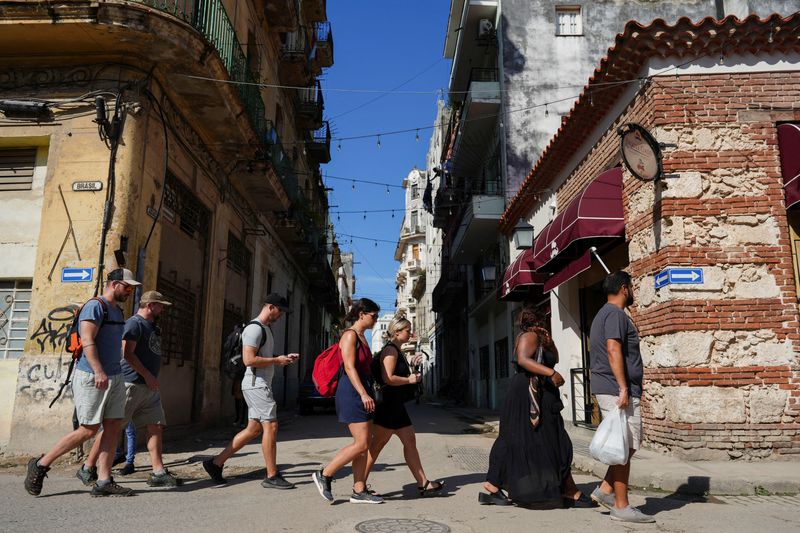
top-left (312, 298), bottom-right (384, 504)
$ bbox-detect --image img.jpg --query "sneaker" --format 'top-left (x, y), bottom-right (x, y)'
top-left (261, 474), bottom-right (295, 490)
top-left (349, 489), bottom-right (384, 504)
top-left (76, 465), bottom-right (98, 486)
top-left (203, 459), bottom-right (226, 485)
top-left (117, 462), bottom-right (135, 476)
top-left (90, 478), bottom-right (134, 497)
top-left (610, 505), bottom-right (656, 523)
top-left (311, 469), bottom-right (333, 503)
top-left (147, 470), bottom-right (182, 487)
top-left (591, 486), bottom-right (615, 510)
top-left (24, 457), bottom-right (49, 496)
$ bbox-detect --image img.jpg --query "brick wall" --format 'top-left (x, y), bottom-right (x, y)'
top-left (552, 70), bottom-right (800, 459)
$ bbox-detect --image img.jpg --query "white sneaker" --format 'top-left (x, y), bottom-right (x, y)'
top-left (591, 487), bottom-right (615, 510)
top-left (610, 505), bottom-right (656, 523)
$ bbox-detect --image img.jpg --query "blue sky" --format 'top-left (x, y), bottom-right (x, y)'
top-left (323, 1), bottom-right (452, 313)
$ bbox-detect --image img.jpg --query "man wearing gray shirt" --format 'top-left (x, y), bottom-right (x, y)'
top-left (588, 271), bottom-right (654, 524)
top-left (204, 293), bottom-right (299, 489)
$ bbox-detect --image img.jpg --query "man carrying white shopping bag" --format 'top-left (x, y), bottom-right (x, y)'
top-left (588, 271), bottom-right (655, 523)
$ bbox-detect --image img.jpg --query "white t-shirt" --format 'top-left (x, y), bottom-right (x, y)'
top-left (241, 319), bottom-right (275, 391)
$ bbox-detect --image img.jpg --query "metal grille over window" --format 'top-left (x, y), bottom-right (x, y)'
top-left (226, 232), bottom-right (252, 276)
top-left (163, 173), bottom-right (210, 240)
top-left (0, 280), bottom-right (32, 359)
top-left (0, 147), bottom-right (36, 191)
top-left (556, 7), bottom-right (582, 36)
top-left (157, 276), bottom-right (198, 365)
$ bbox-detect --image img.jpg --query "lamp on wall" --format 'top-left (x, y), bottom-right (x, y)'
top-left (512, 218), bottom-right (534, 249)
top-left (481, 265), bottom-right (497, 282)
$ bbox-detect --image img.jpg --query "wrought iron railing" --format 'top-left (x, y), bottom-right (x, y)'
top-left (311, 121), bottom-right (331, 148)
top-left (282, 26), bottom-right (310, 59)
top-left (468, 67), bottom-right (499, 84)
top-left (315, 21), bottom-right (332, 43)
top-left (263, 120), bottom-right (299, 202)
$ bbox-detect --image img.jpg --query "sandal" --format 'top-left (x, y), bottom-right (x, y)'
top-left (562, 492), bottom-right (598, 509)
top-left (478, 488), bottom-right (512, 506)
top-left (417, 479), bottom-right (445, 497)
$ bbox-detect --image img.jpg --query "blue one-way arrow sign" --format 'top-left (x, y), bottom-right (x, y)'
top-left (654, 267), bottom-right (703, 289)
top-left (61, 267), bottom-right (94, 283)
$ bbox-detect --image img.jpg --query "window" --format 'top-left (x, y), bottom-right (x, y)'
top-left (556, 6), bottom-right (582, 36)
top-left (0, 147), bottom-right (37, 191)
top-left (411, 184), bottom-right (419, 199)
top-left (226, 232), bottom-right (252, 276)
top-left (494, 338), bottom-right (509, 378)
top-left (0, 280), bottom-right (32, 359)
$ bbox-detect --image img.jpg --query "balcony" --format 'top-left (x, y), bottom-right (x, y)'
top-left (303, 0), bottom-right (327, 22)
top-left (432, 266), bottom-right (467, 313)
top-left (450, 177), bottom-right (505, 264)
top-left (449, 68), bottom-right (500, 179)
top-left (308, 121), bottom-right (331, 164)
top-left (405, 258), bottom-right (423, 273)
top-left (399, 223), bottom-right (424, 241)
top-left (445, 0), bottom-right (499, 98)
top-left (265, 0), bottom-right (299, 32)
top-left (280, 26), bottom-right (312, 85)
top-left (295, 80), bottom-right (324, 130)
top-left (312, 21), bottom-right (334, 71)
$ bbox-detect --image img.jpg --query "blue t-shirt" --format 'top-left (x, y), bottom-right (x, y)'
top-left (120, 315), bottom-right (162, 384)
top-left (75, 297), bottom-right (125, 376)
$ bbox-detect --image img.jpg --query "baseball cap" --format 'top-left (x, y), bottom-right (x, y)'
top-left (107, 268), bottom-right (142, 286)
top-left (140, 290), bottom-right (172, 306)
top-left (264, 293), bottom-right (290, 312)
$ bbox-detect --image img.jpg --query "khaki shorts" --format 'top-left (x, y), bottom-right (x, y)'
top-left (596, 394), bottom-right (642, 451)
top-left (122, 382), bottom-right (167, 427)
top-left (242, 387), bottom-right (277, 422)
top-left (72, 369), bottom-right (126, 425)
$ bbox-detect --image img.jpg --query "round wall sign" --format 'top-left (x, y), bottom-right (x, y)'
top-left (618, 123), bottom-right (663, 181)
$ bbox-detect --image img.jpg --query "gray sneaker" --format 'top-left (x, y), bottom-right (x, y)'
top-left (590, 486), bottom-right (615, 510)
top-left (610, 505), bottom-right (656, 523)
top-left (349, 490), bottom-right (384, 504)
top-left (76, 465), bottom-right (98, 486)
top-left (262, 474), bottom-right (295, 490)
top-left (90, 478), bottom-right (134, 497)
top-left (312, 470), bottom-right (334, 503)
top-left (147, 470), bottom-right (182, 487)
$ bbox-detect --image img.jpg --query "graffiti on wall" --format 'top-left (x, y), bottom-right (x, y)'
top-left (17, 358), bottom-right (73, 404)
top-left (29, 305), bottom-right (78, 353)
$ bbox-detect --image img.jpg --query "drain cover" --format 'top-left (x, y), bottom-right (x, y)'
top-left (354, 518), bottom-right (451, 533)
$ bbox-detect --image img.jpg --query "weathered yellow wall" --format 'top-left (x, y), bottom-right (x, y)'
top-left (0, 359), bottom-right (20, 447)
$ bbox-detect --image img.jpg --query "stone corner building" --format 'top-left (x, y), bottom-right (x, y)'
top-left (500, 13), bottom-right (800, 459)
top-left (0, 0), bottom-right (340, 452)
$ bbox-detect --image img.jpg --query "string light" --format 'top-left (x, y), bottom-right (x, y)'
top-left (416, 129), bottom-right (420, 142)
top-left (386, 186), bottom-right (390, 195)
top-left (352, 180), bottom-right (356, 191)
top-left (363, 211), bottom-right (367, 220)
top-left (376, 135), bottom-right (381, 149)
top-left (337, 140), bottom-right (342, 151)
top-left (544, 104), bottom-right (549, 117)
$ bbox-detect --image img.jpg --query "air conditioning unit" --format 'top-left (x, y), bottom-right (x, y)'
top-left (478, 19), bottom-right (494, 38)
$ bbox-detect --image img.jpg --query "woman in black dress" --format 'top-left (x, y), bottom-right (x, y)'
top-left (480, 305), bottom-right (594, 509)
top-left (364, 316), bottom-right (445, 497)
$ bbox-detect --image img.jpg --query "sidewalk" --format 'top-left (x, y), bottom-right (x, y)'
top-left (436, 402), bottom-right (800, 496)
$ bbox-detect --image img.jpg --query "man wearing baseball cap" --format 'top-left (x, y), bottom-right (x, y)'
top-left (25, 268), bottom-right (140, 497)
top-left (77, 290), bottom-right (181, 488)
top-left (204, 293), bottom-right (299, 489)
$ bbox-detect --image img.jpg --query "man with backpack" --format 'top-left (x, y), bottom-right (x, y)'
top-left (203, 293), bottom-right (299, 489)
top-left (24, 268), bottom-right (140, 497)
top-left (76, 290), bottom-right (181, 488)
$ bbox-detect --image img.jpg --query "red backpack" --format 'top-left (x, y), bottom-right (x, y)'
top-left (312, 330), bottom-right (361, 397)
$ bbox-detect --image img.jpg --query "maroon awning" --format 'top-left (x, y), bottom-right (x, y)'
top-left (778, 123), bottom-right (800, 209)
top-left (543, 249), bottom-right (592, 293)
top-left (532, 167), bottom-right (624, 272)
top-left (499, 248), bottom-right (549, 301)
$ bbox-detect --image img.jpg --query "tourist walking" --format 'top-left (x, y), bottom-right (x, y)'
top-left (364, 316), bottom-right (445, 497)
top-left (480, 305), bottom-right (594, 509)
top-left (589, 271), bottom-right (655, 523)
top-left (312, 298), bottom-right (383, 504)
top-left (203, 294), bottom-right (299, 489)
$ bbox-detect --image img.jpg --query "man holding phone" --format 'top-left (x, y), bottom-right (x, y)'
top-left (204, 294), bottom-right (299, 489)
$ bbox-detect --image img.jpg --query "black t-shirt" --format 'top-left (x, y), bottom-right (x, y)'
top-left (589, 303), bottom-right (644, 398)
top-left (120, 315), bottom-right (162, 384)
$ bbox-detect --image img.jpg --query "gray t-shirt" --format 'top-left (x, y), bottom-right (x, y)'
top-left (75, 297), bottom-right (125, 376)
top-left (241, 319), bottom-right (274, 391)
top-left (120, 315), bottom-right (162, 384)
top-left (589, 303), bottom-right (644, 398)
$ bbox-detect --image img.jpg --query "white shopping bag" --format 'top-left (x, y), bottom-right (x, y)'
top-left (589, 406), bottom-right (630, 465)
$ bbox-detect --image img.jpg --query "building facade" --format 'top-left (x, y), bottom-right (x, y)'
top-left (0, 0), bottom-right (340, 452)
top-left (500, 13), bottom-right (800, 458)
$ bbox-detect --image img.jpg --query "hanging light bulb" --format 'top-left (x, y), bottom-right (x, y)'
top-left (337, 213), bottom-right (340, 221)
top-left (337, 140), bottom-right (342, 151)
top-left (377, 135), bottom-right (381, 149)
top-left (415, 129), bottom-right (420, 142)
top-left (352, 180), bottom-right (356, 191)
top-left (363, 211), bottom-right (367, 220)
top-left (544, 104), bottom-right (549, 117)
top-left (768, 25), bottom-right (774, 43)
top-left (374, 241), bottom-right (378, 247)
top-left (718, 52), bottom-right (724, 65)
top-left (391, 211), bottom-right (395, 219)
top-left (386, 186), bottom-right (390, 195)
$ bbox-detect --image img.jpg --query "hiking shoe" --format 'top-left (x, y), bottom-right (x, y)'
top-left (24, 457), bottom-right (49, 496)
top-left (90, 478), bottom-right (134, 497)
top-left (203, 459), bottom-right (226, 485)
top-left (262, 474), bottom-right (295, 490)
top-left (76, 465), bottom-right (98, 486)
top-left (350, 489), bottom-right (384, 504)
top-left (147, 470), bottom-right (182, 487)
top-left (116, 462), bottom-right (135, 476)
top-left (591, 486), bottom-right (615, 510)
top-left (311, 469), bottom-right (333, 503)
top-left (610, 505), bottom-right (656, 523)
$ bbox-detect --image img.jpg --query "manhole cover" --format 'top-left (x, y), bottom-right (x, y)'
top-left (354, 518), bottom-right (450, 533)
top-left (448, 446), bottom-right (489, 472)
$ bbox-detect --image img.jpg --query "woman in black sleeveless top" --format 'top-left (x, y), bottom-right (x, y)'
top-left (364, 316), bottom-right (445, 497)
top-left (479, 305), bottom-right (595, 509)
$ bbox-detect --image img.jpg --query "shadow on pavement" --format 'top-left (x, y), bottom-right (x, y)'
top-left (639, 476), bottom-right (712, 516)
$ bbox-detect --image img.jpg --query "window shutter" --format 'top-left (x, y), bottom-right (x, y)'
top-left (0, 148), bottom-right (37, 191)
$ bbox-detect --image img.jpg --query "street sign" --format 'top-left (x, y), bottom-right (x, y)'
top-left (61, 267), bottom-right (94, 283)
top-left (654, 267), bottom-right (703, 289)
top-left (72, 181), bottom-right (103, 192)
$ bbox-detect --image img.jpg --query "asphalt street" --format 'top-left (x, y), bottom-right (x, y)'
top-left (1, 403), bottom-right (798, 533)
